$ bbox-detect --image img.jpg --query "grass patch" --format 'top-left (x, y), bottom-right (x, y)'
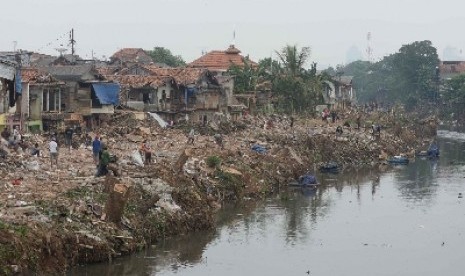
top-left (206, 155), bottom-right (222, 168)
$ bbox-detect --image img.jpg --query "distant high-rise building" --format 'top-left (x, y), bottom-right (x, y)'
top-left (366, 32), bottom-right (374, 63)
top-left (346, 45), bottom-right (363, 63)
top-left (443, 46), bottom-right (464, 61)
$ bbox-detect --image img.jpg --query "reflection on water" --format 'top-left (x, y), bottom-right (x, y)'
top-left (70, 131), bottom-right (465, 276)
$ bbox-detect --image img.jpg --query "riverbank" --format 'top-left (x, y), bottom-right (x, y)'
top-left (0, 110), bottom-right (437, 275)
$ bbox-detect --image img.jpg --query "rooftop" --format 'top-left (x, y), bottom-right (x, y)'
top-left (188, 45), bottom-right (256, 72)
top-left (103, 75), bottom-right (172, 89)
top-left (110, 48), bottom-right (153, 64)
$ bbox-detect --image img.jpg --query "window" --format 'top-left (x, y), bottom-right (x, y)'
top-left (42, 88), bottom-right (61, 112)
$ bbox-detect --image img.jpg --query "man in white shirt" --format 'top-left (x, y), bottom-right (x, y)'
top-left (49, 137), bottom-right (58, 167)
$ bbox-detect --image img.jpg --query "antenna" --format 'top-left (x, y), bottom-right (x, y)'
top-left (232, 24), bottom-right (236, 46)
top-left (13, 41), bottom-right (17, 52)
top-left (56, 47), bottom-right (67, 56)
top-left (366, 32), bottom-right (374, 63)
top-left (270, 51), bottom-right (273, 74)
top-left (69, 28), bottom-right (76, 55)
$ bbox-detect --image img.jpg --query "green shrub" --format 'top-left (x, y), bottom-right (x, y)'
top-left (206, 156), bottom-right (222, 168)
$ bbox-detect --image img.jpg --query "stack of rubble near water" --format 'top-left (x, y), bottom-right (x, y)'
top-left (0, 109), bottom-right (437, 274)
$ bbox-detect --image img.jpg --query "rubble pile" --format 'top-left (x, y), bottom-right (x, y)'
top-left (0, 110), bottom-right (437, 274)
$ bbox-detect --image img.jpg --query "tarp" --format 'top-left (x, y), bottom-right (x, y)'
top-left (92, 83), bottom-right (120, 105)
top-left (15, 69), bottom-right (22, 95)
top-left (251, 144), bottom-right (267, 154)
top-left (184, 87), bottom-right (196, 105)
top-left (147, 112), bottom-right (168, 128)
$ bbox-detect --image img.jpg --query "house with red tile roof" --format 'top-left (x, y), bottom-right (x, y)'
top-left (188, 45), bottom-right (257, 73)
top-left (188, 45), bottom-right (255, 115)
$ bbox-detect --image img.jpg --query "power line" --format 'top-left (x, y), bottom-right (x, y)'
top-left (36, 30), bottom-right (70, 53)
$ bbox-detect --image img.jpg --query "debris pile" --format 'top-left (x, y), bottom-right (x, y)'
top-left (0, 109), bottom-right (437, 274)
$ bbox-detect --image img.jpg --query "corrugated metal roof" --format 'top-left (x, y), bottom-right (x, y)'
top-left (44, 64), bottom-right (96, 81)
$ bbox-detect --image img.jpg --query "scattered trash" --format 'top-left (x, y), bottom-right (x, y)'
top-left (11, 177), bottom-right (23, 186)
top-left (24, 160), bottom-right (40, 171)
top-left (147, 112), bottom-right (168, 128)
top-left (131, 150), bottom-right (144, 167)
top-left (251, 144), bottom-right (267, 154)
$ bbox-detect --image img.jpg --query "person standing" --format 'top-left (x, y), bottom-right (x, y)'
top-left (64, 126), bottom-right (74, 150)
top-left (1, 127), bottom-right (10, 141)
top-left (49, 137), bottom-right (58, 167)
top-left (92, 136), bottom-right (101, 164)
top-left (96, 146), bottom-right (110, 177)
top-left (141, 140), bottom-right (152, 164)
top-left (187, 128), bottom-right (195, 145)
top-left (99, 138), bottom-right (106, 160)
top-left (214, 133), bottom-right (224, 149)
top-left (13, 126), bottom-right (19, 141)
top-left (31, 143), bottom-right (40, 157)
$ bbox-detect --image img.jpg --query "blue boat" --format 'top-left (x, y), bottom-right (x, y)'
top-left (427, 143), bottom-right (439, 158)
top-left (289, 174), bottom-right (319, 187)
top-left (387, 156), bottom-right (409, 165)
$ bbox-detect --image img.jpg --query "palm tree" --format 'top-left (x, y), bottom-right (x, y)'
top-left (275, 45), bottom-right (311, 77)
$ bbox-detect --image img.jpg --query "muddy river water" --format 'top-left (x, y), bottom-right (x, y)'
top-left (70, 129), bottom-right (465, 276)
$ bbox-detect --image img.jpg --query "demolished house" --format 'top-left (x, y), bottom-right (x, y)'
top-left (188, 44), bottom-right (258, 119)
top-left (19, 67), bottom-right (65, 132)
top-left (322, 76), bottom-right (356, 109)
top-left (109, 48), bottom-right (154, 67)
top-left (41, 63), bottom-right (121, 131)
top-left (103, 66), bottom-right (225, 124)
top-left (0, 59), bottom-right (20, 131)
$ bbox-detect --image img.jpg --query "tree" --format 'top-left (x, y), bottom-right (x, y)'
top-left (392, 40), bottom-right (439, 102)
top-left (443, 74), bottom-right (465, 120)
top-left (228, 44), bottom-right (324, 114)
top-left (275, 45), bottom-right (311, 77)
top-left (341, 41), bottom-right (439, 107)
top-left (257, 57), bottom-right (283, 80)
top-left (146, 47), bottom-right (186, 67)
top-left (228, 58), bottom-right (258, 94)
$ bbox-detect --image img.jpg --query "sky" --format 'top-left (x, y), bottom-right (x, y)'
top-left (2, 0), bottom-right (465, 68)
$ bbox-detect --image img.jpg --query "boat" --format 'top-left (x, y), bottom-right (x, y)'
top-left (289, 174), bottom-right (319, 187)
top-left (427, 143), bottom-right (440, 158)
top-left (319, 161), bottom-right (340, 173)
top-left (387, 156), bottom-right (409, 165)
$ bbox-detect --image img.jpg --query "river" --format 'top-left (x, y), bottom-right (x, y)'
top-left (70, 129), bottom-right (465, 276)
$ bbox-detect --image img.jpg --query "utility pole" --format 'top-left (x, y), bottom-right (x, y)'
top-left (69, 28), bottom-right (76, 55)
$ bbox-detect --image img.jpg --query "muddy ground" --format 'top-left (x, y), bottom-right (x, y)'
top-left (0, 109), bottom-right (437, 275)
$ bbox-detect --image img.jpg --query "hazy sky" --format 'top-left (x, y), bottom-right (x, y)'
top-left (2, 0), bottom-right (465, 68)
